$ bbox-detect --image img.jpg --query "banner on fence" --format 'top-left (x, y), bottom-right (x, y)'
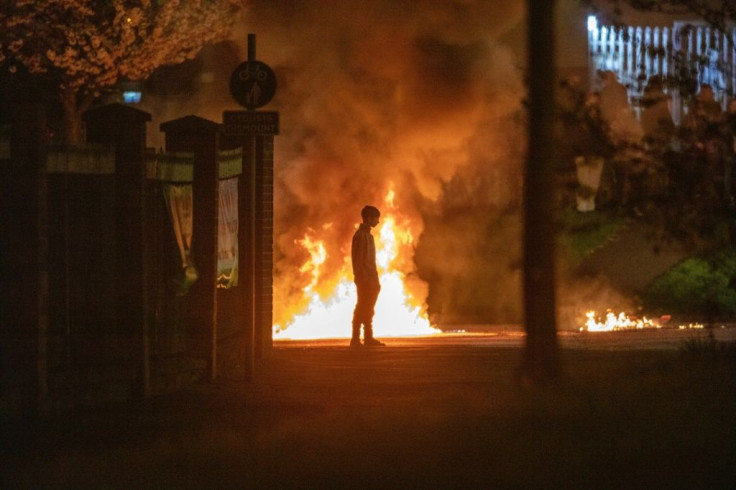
top-left (164, 184), bottom-right (198, 295)
top-left (217, 177), bottom-right (239, 288)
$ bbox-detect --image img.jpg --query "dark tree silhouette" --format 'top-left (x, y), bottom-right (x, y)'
top-left (0, 1), bottom-right (251, 144)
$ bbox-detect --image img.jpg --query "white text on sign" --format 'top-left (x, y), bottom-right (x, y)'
top-left (223, 111), bottom-right (280, 135)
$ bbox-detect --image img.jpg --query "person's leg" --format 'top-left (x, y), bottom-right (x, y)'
top-left (350, 321), bottom-right (361, 347)
top-left (351, 281), bottom-right (370, 346)
top-left (363, 282), bottom-right (384, 346)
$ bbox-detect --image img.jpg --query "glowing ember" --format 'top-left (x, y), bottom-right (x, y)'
top-left (274, 187), bottom-right (440, 340)
top-left (678, 323), bottom-right (704, 330)
top-left (580, 310), bottom-right (661, 332)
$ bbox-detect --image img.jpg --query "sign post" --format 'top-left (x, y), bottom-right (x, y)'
top-left (226, 34), bottom-right (278, 380)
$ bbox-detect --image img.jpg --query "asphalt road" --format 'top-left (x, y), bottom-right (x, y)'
top-left (277, 324), bottom-right (736, 351)
top-left (4, 327), bottom-right (734, 489)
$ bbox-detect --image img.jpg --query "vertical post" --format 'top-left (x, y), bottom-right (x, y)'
top-left (617, 28), bottom-right (626, 83)
top-left (225, 32), bottom-right (278, 379)
top-left (628, 27), bottom-right (635, 90)
top-left (35, 108), bottom-right (49, 413)
top-left (83, 103), bottom-right (152, 397)
top-left (62, 157), bottom-right (71, 367)
top-left (2, 91), bottom-right (48, 415)
top-left (242, 136), bottom-right (257, 380)
top-left (244, 32), bottom-right (258, 379)
top-left (522, 0), bottom-right (560, 385)
top-left (160, 116), bottom-right (221, 381)
top-left (588, 18), bottom-right (597, 90)
top-left (140, 145), bottom-right (150, 395)
top-left (248, 33), bottom-right (256, 62)
top-left (255, 135), bottom-right (274, 356)
top-left (203, 138), bottom-right (219, 381)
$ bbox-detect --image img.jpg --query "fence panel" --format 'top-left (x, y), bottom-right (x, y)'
top-left (45, 146), bottom-right (118, 372)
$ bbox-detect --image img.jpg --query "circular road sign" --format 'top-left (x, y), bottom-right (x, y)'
top-left (229, 60), bottom-right (277, 110)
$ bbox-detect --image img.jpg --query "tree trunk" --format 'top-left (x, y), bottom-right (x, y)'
top-left (60, 86), bottom-right (82, 145)
top-left (521, 0), bottom-right (560, 385)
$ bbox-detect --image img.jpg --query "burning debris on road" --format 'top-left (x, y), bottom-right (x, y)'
top-left (580, 310), bottom-right (705, 332)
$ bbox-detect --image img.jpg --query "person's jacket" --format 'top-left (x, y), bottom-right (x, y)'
top-left (351, 223), bottom-right (378, 282)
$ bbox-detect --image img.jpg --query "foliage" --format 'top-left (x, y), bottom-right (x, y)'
top-left (643, 248), bottom-right (736, 318)
top-left (0, 0), bottom-right (250, 143)
top-left (558, 209), bottom-right (625, 265)
top-left (557, 82), bottom-right (736, 252)
top-left (557, 78), bottom-right (617, 162)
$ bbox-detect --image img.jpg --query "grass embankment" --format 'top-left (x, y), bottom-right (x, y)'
top-left (558, 208), bottom-right (627, 266)
top-left (560, 209), bottom-right (736, 321)
top-left (3, 343), bottom-right (734, 488)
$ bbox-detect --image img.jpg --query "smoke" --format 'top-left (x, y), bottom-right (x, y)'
top-left (226, 1), bottom-right (528, 327)
top-left (557, 273), bottom-right (636, 330)
top-left (134, 1), bottom-right (656, 332)
top-left (138, 1), bottom-right (529, 327)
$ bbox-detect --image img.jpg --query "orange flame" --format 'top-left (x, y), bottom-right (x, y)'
top-left (580, 310), bottom-right (660, 332)
top-left (274, 186), bottom-right (440, 340)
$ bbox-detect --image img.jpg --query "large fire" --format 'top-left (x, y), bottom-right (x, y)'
top-left (273, 187), bottom-right (440, 340)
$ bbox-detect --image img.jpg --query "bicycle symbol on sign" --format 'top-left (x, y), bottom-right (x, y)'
top-left (229, 60), bottom-right (277, 110)
top-left (238, 64), bottom-right (270, 82)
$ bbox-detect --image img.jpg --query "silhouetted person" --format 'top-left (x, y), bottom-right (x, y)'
top-left (640, 76), bottom-right (674, 153)
top-left (683, 84), bottom-right (726, 201)
top-left (598, 70), bottom-right (643, 210)
top-left (685, 84), bottom-right (724, 154)
top-left (351, 205), bottom-right (385, 347)
top-left (570, 92), bottom-right (610, 211)
top-left (639, 76), bottom-right (676, 203)
top-left (599, 71), bottom-right (630, 133)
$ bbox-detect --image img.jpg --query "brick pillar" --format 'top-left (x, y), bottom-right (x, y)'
top-left (239, 137), bottom-right (257, 379)
top-left (82, 103), bottom-right (152, 396)
top-left (255, 136), bottom-right (274, 357)
top-left (160, 115), bottom-right (220, 380)
top-left (221, 109), bottom-right (277, 379)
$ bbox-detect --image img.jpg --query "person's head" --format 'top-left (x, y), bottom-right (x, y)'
top-left (360, 205), bottom-right (380, 227)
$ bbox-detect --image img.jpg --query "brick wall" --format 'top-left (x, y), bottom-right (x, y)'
top-left (255, 136), bottom-right (274, 356)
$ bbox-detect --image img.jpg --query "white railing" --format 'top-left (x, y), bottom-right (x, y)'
top-left (588, 16), bottom-right (735, 124)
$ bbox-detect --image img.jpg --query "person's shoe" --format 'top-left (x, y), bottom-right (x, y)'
top-left (363, 337), bottom-right (385, 347)
top-left (350, 338), bottom-right (362, 348)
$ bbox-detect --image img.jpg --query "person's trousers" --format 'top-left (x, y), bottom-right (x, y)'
top-left (352, 279), bottom-right (380, 333)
